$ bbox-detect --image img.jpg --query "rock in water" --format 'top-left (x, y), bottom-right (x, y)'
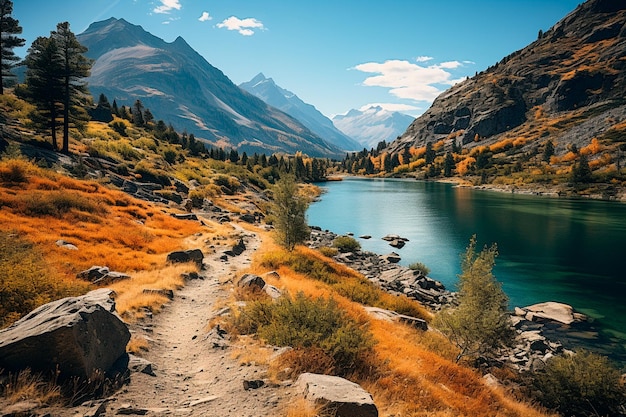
top-left (296, 372), bottom-right (378, 417)
top-left (0, 289), bottom-right (130, 380)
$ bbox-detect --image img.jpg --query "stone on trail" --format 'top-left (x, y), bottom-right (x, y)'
top-left (296, 372), bottom-right (378, 417)
top-left (166, 249), bottom-right (204, 266)
top-left (0, 289), bottom-right (130, 380)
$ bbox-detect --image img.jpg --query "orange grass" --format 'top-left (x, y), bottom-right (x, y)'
top-left (0, 159), bottom-right (204, 326)
top-left (245, 237), bottom-right (553, 417)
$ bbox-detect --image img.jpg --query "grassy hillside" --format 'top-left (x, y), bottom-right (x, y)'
top-left (0, 91), bottom-right (564, 416)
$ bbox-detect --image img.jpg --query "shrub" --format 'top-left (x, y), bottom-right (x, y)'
top-left (109, 121), bottom-right (128, 136)
top-left (318, 246), bottom-right (338, 257)
top-left (434, 235), bottom-right (513, 363)
top-left (533, 350), bottom-right (625, 417)
top-left (230, 292), bottom-right (374, 376)
top-left (0, 159), bottom-right (29, 183)
top-left (408, 261), bottom-right (430, 275)
top-left (22, 191), bottom-right (106, 217)
top-left (0, 231), bottom-right (88, 328)
top-left (332, 235), bottom-right (360, 253)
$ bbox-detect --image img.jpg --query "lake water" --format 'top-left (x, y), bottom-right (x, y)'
top-left (307, 177), bottom-right (626, 362)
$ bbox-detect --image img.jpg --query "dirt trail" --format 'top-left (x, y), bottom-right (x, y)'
top-left (64, 225), bottom-right (292, 416)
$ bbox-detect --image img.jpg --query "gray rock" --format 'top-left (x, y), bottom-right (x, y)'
top-left (77, 266), bottom-right (110, 282)
top-left (264, 284), bottom-right (283, 300)
top-left (171, 213), bottom-right (198, 221)
top-left (237, 273), bottom-right (266, 291)
top-left (239, 213), bottom-right (256, 223)
top-left (388, 239), bottom-right (406, 249)
top-left (128, 354), bottom-right (156, 376)
top-left (56, 239), bottom-right (78, 250)
top-left (524, 301), bottom-right (581, 325)
top-left (0, 289), bottom-right (130, 380)
top-left (297, 373), bottom-right (378, 417)
top-left (384, 252), bottom-right (401, 263)
top-left (231, 238), bottom-right (246, 256)
top-left (166, 249), bottom-right (204, 266)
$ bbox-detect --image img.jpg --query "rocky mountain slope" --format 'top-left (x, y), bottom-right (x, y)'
top-left (387, 0), bottom-right (626, 161)
top-left (240, 73), bottom-right (361, 152)
top-left (78, 18), bottom-right (343, 158)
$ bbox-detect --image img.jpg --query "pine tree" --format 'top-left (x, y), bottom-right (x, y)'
top-left (132, 99), bottom-right (145, 127)
top-left (52, 22), bottom-right (92, 153)
top-left (23, 36), bottom-right (64, 149)
top-left (542, 139), bottom-right (555, 163)
top-left (0, 0), bottom-right (24, 94)
top-left (444, 152), bottom-right (455, 177)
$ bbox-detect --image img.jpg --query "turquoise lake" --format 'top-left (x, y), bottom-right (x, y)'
top-left (307, 177), bottom-right (626, 362)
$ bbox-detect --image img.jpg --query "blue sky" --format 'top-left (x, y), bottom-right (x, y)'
top-left (13, 0), bottom-right (580, 118)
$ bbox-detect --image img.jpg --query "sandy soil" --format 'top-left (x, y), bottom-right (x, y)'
top-left (52, 223), bottom-right (294, 417)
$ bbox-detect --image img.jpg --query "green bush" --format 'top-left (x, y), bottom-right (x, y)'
top-left (231, 292), bottom-right (374, 376)
top-left (408, 261), bottom-right (430, 275)
top-left (533, 350), bottom-right (625, 417)
top-left (333, 235), bottom-right (361, 253)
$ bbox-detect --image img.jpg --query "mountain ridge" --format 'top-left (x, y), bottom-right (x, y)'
top-left (239, 73), bottom-right (361, 152)
top-left (78, 18), bottom-right (344, 158)
top-left (333, 106), bottom-right (415, 150)
top-left (387, 0), bottom-right (626, 159)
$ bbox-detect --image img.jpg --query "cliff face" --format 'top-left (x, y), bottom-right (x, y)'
top-left (388, 0), bottom-right (626, 156)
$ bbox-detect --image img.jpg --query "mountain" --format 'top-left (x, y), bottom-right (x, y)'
top-left (387, 0), bottom-right (626, 162)
top-left (332, 106), bottom-right (415, 150)
top-left (239, 73), bottom-right (361, 152)
top-left (77, 18), bottom-right (343, 158)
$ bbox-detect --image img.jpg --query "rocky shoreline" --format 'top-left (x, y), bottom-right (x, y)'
top-left (308, 227), bottom-right (616, 373)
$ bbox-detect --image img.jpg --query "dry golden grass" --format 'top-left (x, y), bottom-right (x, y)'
top-left (243, 237), bottom-right (554, 417)
top-left (126, 336), bottom-right (150, 355)
top-left (110, 263), bottom-right (196, 321)
top-left (0, 158), bottom-right (205, 327)
top-left (0, 369), bottom-right (62, 406)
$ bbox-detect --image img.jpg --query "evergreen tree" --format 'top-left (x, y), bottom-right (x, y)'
top-left (23, 36), bottom-right (63, 149)
top-left (571, 153), bottom-right (593, 183)
top-left (89, 93), bottom-right (113, 122)
top-left (229, 148), bottom-right (239, 163)
top-left (401, 147), bottom-right (412, 165)
top-left (52, 22), bottom-right (92, 153)
top-left (425, 141), bottom-right (436, 165)
top-left (240, 151), bottom-right (248, 166)
top-left (542, 139), bottom-right (555, 163)
top-left (143, 108), bottom-right (154, 126)
top-left (434, 236), bottom-right (513, 363)
top-left (132, 99), bottom-right (145, 127)
top-left (443, 152), bottom-right (455, 177)
top-left (0, 0), bottom-right (24, 94)
top-left (111, 99), bottom-right (119, 116)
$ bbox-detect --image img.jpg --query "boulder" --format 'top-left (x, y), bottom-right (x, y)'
top-left (237, 273), bottom-right (266, 291)
top-left (231, 238), bottom-right (246, 256)
top-left (384, 252), bottom-right (401, 263)
top-left (388, 239), bottom-right (406, 249)
top-left (297, 373), bottom-right (378, 417)
top-left (56, 239), bottom-right (78, 250)
top-left (239, 213), bottom-right (256, 223)
top-left (166, 249), bottom-right (204, 266)
top-left (0, 289), bottom-right (130, 380)
top-left (77, 267), bottom-right (130, 285)
top-left (524, 302), bottom-right (579, 325)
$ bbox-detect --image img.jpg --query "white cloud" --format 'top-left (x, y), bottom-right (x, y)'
top-left (154, 0), bottom-right (181, 14)
top-left (353, 58), bottom-right (471, 103)
top-left (199, 12), bottom-right (212, 22)
top-left (415, 56), bottom-right (433, 62)
top-left (217, 16), bottom-right (265, 36)
top-left (436, 61), bottom-right (462, 69)
top-left (359, 103), bottom-right (421, 113)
